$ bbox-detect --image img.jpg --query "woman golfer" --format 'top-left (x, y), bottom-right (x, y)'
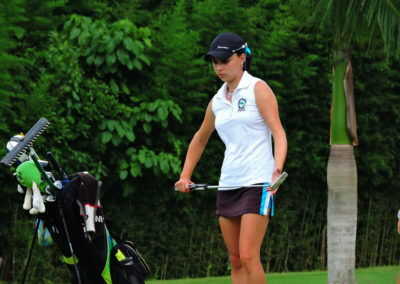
top-left (175, 32), bottom-right (287, 284)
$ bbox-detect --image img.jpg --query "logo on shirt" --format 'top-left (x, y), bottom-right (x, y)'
top-left (238, 98), bottom-right (247, 112)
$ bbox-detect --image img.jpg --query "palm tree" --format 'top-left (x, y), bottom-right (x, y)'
top-left (312, 1), bottom-right (400, 283)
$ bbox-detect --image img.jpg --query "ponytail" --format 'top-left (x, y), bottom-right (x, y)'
top-left (233, 42), bottom-right (253, 72)
top-left (244, 44), bottom-right (252, 72)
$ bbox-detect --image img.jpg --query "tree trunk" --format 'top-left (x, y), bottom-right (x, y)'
top-left (327, 144), bottom-right (357, 284)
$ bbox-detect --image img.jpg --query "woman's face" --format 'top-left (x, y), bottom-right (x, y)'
top-left (212, 53), bottom-right (245, 83)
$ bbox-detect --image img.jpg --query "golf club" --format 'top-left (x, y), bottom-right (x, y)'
top-left (176, 172), bottom-right (288, 191)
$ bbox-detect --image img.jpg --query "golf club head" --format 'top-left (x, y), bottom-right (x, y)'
top-left (1, 118), bottom-right (50, 167)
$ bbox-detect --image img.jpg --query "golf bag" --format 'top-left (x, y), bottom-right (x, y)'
top-left (39, 172), bottom-right (150, 284)
top-left (1, 118), bottom-right (150, 284)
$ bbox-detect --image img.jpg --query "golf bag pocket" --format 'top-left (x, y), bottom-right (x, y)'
top-left (110, 240), bottom-right (150, 284)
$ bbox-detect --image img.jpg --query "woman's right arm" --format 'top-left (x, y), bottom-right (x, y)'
top-left (175, 99), bottom-right (216, 193)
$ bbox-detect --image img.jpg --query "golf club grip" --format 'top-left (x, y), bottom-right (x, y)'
top-left (1, 118), bottom-right (50, 166)
top-left (47, 152), bottom-right (68, 180)
top-left (189, 184), bottom-right (208, 190)
top-left (174, 184), bottom-right (208, 191)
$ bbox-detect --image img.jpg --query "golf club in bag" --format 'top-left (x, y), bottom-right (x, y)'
top-left (1, 118), bottom-right (150, 284)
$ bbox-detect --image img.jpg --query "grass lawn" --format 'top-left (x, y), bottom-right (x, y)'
top-left (147, 266), bottom-right (400, 284)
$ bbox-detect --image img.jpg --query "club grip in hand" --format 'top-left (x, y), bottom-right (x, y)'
top-left (174, 183), bottom-right (209, 191)
top-left (189, 184), bottom-right (208, 190)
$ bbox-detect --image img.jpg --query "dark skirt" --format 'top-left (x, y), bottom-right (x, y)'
top-left (216, 185), bottom-right (274, 218)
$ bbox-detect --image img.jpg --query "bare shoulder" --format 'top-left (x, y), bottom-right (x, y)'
top-left (206, 97), bottom-right (214, 113)
top-left (203, 98), bottom-right (215, 124)
top-left (254, 80), bottom-right (275, 101)
top-left (253, 79), bottom-right (281, 128)
top-left (208, 97), bottom-right (214, 106)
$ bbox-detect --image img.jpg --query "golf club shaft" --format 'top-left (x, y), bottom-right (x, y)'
top-left (194, 184), bottom-right (267, 190)
top-left (47, 152), bottom-right (69, 180)
top-left (30, 153), bottom-right (58, 194)
top-left (59, 204), bottom-right (82, 284)
top-left (21, 219), bottom-right (39, 284)
top-left (176, 172), bottom-right (288, 191)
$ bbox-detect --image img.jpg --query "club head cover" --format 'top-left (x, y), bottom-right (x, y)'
top-left (15, 161), bottom-right (42, 188)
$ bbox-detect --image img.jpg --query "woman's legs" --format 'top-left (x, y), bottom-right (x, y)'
top-left (219, 213), bottom-right (270, 284)
top-left (240, 213), bottom-right (269, 284)
top-left (219, 216), bottom-right (246, 284)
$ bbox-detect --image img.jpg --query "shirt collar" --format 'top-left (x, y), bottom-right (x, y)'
top-left (236, 71), bottom-right (251, 91)
top-left (216, 71), bottom-right (251, 98)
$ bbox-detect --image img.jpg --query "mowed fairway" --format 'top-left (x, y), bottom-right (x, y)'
top-left (147, 266), bottom-right (399, 284)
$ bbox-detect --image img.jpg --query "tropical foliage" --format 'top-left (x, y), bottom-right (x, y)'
top-left (312, 1), bottom-right (400, 282)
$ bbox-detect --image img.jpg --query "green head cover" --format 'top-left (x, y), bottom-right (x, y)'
top-left (16, 160), bottom-right (42, 188)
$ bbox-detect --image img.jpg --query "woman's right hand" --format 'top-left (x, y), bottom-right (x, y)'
top-left (174, 177), bottom-right (193, 193)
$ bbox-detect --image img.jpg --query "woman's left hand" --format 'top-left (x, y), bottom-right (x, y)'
top-left (271, 168), bottom-right (282, 188)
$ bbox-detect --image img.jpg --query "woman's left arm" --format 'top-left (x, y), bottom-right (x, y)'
top-left (254, 80), bottom-right (287, 183)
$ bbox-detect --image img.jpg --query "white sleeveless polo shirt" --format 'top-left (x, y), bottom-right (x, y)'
top-left (212, 71), bottom-right (275, 190)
